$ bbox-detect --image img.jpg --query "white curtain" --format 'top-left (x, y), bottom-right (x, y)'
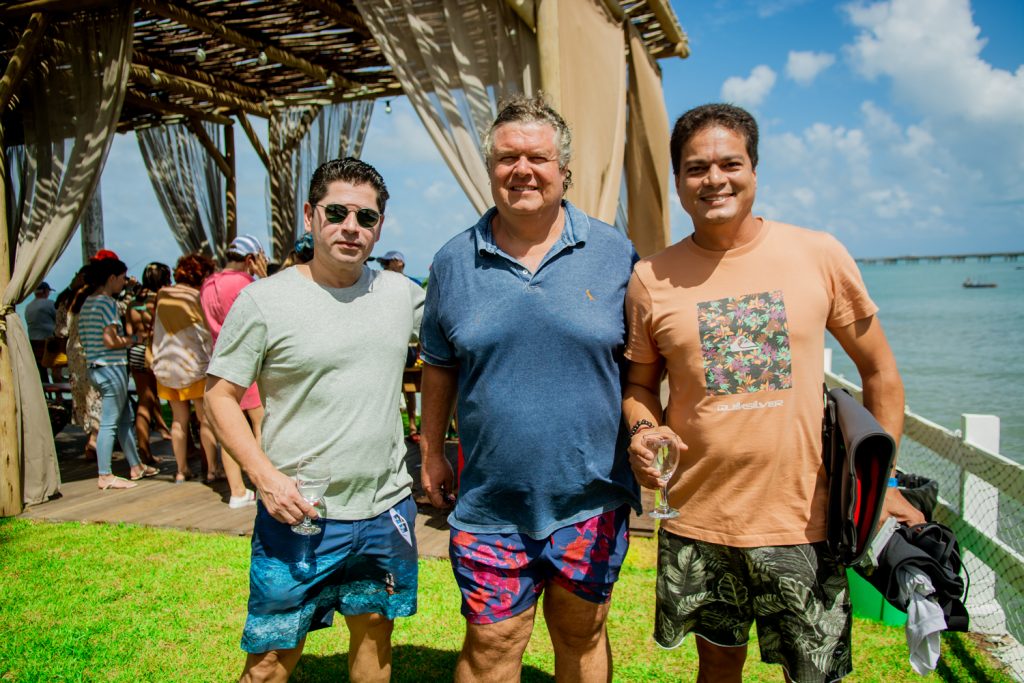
top-left (267, 100), bottom-right (374, 259)
top-left (1, 1), bottom-right (134, 506)
top-left (137, 121), bottom-right (226, 260)
top-left (354, 0), bottom-right (538, 214)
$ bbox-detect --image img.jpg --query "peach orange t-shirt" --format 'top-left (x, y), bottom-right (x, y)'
top-left (624, 219), bottom-right (878, 547)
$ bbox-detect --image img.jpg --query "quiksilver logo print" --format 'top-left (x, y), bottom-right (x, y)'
top-left (698, 290), bottom-right (792, 396)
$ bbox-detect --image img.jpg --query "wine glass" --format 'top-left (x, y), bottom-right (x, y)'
top-left (645, 435), bottom-right (680, 519)
top-left (292, 456), bottom-right (331, 536)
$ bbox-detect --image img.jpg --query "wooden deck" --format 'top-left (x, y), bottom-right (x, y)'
top-left (21, 425), bottom-right (653, 558)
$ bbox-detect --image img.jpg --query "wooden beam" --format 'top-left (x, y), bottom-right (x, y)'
top-left (185, 117), bottom-right (231, 179)
top-left (224, 122), bottom-right (236, 244)
top-left (0, 121), bottom-right (22, 517)
top-left (0, 12), bottom-right (48, 113)
top-left (123, 89), bottom-right (233, 126)
top-left (504, 0), bottom-right (536, 30)
top-left (137, 0), bottom-right (360, 92)
top-left (644, 0), bottom-right (690, 58)
top-left (295, 0), bottom-right (372, 39)
top-left (536, 0), bottom-right (560, 109)
top-left (132, 52), bottom-right (270, 104)
top-left (130, 64), bottom-right (271, 117)
top-left (236, 111), bottom-right (269, 170)
top-left (0, 0), bottom-right (109, 16)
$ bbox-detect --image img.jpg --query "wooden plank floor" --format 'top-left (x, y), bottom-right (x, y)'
top-left (22, 425), bottom-right (654, 559)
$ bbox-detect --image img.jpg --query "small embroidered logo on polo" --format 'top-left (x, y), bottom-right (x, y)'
top-left (585, 289), bottom-right (595, 301)
top-left (390, 508), bottom-right (412, 546)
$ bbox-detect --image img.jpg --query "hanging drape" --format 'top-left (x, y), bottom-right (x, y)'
top-left (625, 22), bottom-right (672, 257)
top-left (137, 120), bottom-right (226, 260)
top-left (555, 0), bottom-right (627, 224)
top-left (267, 100), bottom-right (373, 259)
top-left (354, 0), bottom-right (538, 215)
top-left (1, 1), bottom-right (134, 506)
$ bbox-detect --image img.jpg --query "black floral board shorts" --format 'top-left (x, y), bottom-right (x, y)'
top-left (655, 529), bottom-right (852, 683)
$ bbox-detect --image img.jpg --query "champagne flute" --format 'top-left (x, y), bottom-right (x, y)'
top-left (292, 456), bottom-right (331, 536)
top-left (645, 435), bottom-right (680, 519)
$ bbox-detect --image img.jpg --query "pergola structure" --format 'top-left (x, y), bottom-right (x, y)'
top-left (0, 0), bottom-right (688, 515)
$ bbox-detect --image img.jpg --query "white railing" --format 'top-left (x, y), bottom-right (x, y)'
top-left (825, 361), bottom-right (1024, 679)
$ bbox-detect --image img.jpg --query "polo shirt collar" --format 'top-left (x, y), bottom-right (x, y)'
top-left (474, 200), bottom-right (591, 257)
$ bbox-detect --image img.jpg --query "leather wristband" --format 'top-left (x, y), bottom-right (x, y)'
top-left (629, 419), bottom-right (656, 437)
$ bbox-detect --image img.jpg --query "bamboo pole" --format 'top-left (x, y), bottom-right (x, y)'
top-left (130, 64), bottom-right (271, 118)
top-left (236, 111), bottom-right (269, 170)
top-left (137, 0), bottom-right (358, 91)
top-left (185, 117), bottom-right (231, 178)
top-left (536, 0), bottom-right (560, 108)
top-left (0, 12), bottom-right (48, 113)
top-left (225, 122), bottom-right (236, 244)
top-left (0, 119), bottom-right (22, 517)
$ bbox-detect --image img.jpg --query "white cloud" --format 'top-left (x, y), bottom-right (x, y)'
top-left (844, 0), bottom-right (1024, 125)
top-left (721, 65), bottom-right (777, 108)
top-left (785, 51), bottom-right (836, 85)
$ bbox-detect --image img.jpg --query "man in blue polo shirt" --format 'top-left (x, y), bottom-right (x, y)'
top-left (419, 94), bottom-right (640, 682)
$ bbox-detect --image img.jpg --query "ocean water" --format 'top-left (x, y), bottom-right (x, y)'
top-left (829, 258), bottom-right (1024, 463)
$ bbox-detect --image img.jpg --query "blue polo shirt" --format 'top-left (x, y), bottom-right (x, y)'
top-left (421, 200), bottom-right (641, 538)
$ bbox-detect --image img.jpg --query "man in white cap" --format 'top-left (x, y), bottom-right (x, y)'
top-left (199, 234), bottom-right (267, 508)
top-left (25, 281), bottom-right (56, 382)
top-left (378, 249), bottom-right (422, 441)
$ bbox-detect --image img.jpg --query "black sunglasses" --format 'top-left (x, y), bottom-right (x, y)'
top-left (317, 203), bottom-right (381, 229)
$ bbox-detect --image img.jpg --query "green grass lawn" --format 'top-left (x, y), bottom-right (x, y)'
top-left (0, 518), bottom-right (1010, 682)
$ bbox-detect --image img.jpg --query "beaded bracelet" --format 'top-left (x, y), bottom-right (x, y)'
top-left (629, 419), bottom-right (656, 437)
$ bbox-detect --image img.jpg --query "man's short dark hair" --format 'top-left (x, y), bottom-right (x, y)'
top-left (307, 157), bottom-right (389, 213)
top-left (670, 103), bottom-right (759, 176)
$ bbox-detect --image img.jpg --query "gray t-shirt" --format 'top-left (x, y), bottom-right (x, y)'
top-left (25, 297), bottom-right (56, 340)
top-left (208, 266), bottom-right (425, 520)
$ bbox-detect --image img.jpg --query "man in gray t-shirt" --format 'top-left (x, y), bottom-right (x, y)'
top-left (206, 158), bottom-right (424, 682)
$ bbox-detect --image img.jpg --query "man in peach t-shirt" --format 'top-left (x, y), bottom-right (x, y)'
top-left (622, 103), bottom-right (924, 683)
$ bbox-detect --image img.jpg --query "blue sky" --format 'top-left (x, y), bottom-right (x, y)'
top-left (35, 0), bottom-right (1024, 296)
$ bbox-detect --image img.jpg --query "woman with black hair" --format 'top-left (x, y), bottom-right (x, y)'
top-left (78, 258), bottom-right (158, 489)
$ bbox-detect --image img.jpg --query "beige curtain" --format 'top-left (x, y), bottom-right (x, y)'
top-left (1, 2), bottom-right (134, 505)
top-left (137, 121), bottom-right (226, 260)
top-left (267, 101), bottom-right (373, 259)
top-left (354, 0), bottom-right (538, 214)
top-left (557, 0), bottom-right (627, 224)
top-left (625, 23), bottom-right (671, 257)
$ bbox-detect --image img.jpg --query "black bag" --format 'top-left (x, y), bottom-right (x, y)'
top-left (822, 387), bottom-right (897, 566)
top-left (857, 522), bottom-right (970, 631)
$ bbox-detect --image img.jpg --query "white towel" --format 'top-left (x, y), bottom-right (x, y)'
top-left (901, 567), bottom-right (947, 675)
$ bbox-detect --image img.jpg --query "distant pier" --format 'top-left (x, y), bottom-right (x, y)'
top-left (857, 251), bottom-right (1022, 265)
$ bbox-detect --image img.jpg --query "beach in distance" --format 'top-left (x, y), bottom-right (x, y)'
top-left (830, 258), bottom-right (1024, 463)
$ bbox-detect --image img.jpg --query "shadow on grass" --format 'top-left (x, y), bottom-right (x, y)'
top-left (934, 632), bottom-right (1010, 683)
top-left (292, 645), bottom-right (554, 682)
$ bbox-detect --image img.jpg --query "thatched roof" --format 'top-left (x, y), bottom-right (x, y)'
top-left (0, 0), bottom-right (688, 132)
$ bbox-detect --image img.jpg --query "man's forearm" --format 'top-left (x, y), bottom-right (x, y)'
top-left (861, 366), bottom-right (905, 462)
top-left (419, 363), bottom-right (458, 461)
top-left (205, 383), bottom-right (279, 486)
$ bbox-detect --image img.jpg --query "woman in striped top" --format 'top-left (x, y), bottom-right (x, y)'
top-left (79, 258), bottom-right (159, 489)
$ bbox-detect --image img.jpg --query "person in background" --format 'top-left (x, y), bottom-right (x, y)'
top-left (622, 103), bottom-right (924, 682)
top-left (67, 266), bottom-right (102, 460)
top-left (25, 281), bottom-right (56, 383)
top-left (151, 252), bottom-right (219, 485)
top-left (378, 250), bottom-right (422, 442)
top-left (200, 234), bottom-right (267, 509)
top-left (77, 258), bottom-right (158, 489)
top-left (125, 262), bottom-right (173, 467)
top-left (419, 94), bottom-right (640, 682)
